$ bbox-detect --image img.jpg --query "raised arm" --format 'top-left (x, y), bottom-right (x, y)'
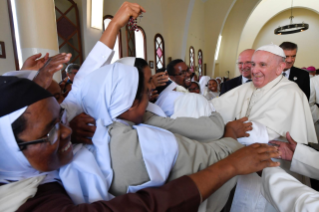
top-left (62, 2), bottom-right (146, 121)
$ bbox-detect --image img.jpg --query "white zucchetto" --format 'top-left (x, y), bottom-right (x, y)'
top-left (256, 44), bottom-right (286, 58)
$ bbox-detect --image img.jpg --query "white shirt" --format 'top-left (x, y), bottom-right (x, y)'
top-left (262, 166), bottom-right (319, 212)
top-left (241, 76), bottom-right (250, 84)
top-left (291, 143), bottom-right (319, 179)
top-left (282, 69), bottom-right (291, 78)
top-left (62, 41), bottom-right (114, 121)
top-left (309, 76), bottom-right (319, 123)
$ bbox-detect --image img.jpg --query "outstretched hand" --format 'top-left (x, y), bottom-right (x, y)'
top-left (227, 143), bottom-right (281, 175)
top-left (269, 132), bottom-right (297, 161)
top-left (33, 53), bottom-right (72, 89)
top-left (225, 117), bottom-right (252, 139)
top-left (21, 53), bottom-right (49, 70)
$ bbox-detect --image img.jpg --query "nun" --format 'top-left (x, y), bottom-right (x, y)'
top-left (0, 76), bottom-right (204, 211)
top-left (0, 76), bottom-right (279, 212)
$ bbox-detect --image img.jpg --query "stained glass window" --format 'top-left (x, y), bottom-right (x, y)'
top-left (134, 26), bottom-right (147, 59)
top-left (103, 15), bottom-right (122, 63)
top-left (198, 49), bottom-right (203, 76)
top-left (189, 46), bottom-right (195, 72)
top-left (154, 34), bottom-right (165, 71)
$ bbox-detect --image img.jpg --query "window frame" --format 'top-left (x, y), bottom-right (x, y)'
top-left (154, 33), bottom-right (165, 71)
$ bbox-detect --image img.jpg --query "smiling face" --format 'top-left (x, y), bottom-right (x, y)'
top-left (283, 48), bottom-right (297, 70)
top-left (171, 62), bottom-right (192, 88)
top-left (207, 79), bottom-right (218, 92)
top-left (251, 51), bottom-right (285, 89)
top-left (237, 49), bottom-right (255, 79)
top-left (189, 82), bottom-right (200, 94)
top-left (17, 97), bottom-right (73, 172)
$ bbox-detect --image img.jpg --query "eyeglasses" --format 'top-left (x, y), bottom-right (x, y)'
top-left (189, 87), bottom-right (200, 92)
top-left (18, 108), bottom-right (68, 151)
top-left (237, 61), bottom-right (252, 66)
top-left (171, 69), bottom-right (190, 77)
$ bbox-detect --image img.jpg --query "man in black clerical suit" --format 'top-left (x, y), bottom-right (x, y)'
top-left (220, 49), bottom-right (254, 95)
top-left (280, 42), bottom-right (310, 100)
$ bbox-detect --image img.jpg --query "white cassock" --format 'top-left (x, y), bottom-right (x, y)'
top-left (261, 143), bottom-right (319, 211)
top-left (212, 75), bottom-right (317, 212)
top-left (309, 75), bottom-right (319, 141)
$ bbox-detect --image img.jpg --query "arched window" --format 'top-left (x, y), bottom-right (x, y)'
top-left (126, 25), bottom-right (136, 57)
top-left (154, 34), bottom-right (165, 71)
top-left (103, 15), bottom-right (122, 63)
top-left (198, 49), bottom-right (203, 76)
top-left (134, 26), bottom-right (147, 60)
top-left (189, 46), bottom-right (195, 72)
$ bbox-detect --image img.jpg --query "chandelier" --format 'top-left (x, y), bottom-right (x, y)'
top-left (274, 0), bottom-right (309, 35)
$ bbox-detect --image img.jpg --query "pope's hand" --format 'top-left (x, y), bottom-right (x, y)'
top-left (33, 53), bottom-right (72, 89)
top-left (225, 117), bottom-right (252, 139)
top-left (228, 143), bottom-right (281, 175)
top-left (269, 132), bottom-right (296, 161)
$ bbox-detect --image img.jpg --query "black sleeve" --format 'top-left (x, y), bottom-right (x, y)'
top-left (220, 82), bottom-right (226, 96)
top-left (17, 176), bottom-right (201, 212)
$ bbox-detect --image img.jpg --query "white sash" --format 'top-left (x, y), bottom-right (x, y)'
top-left (146, 102), bottom-right (167, 117)
top-left (59, 119), bottom-right (114, 204)
top-left (128, 124), bottom-right (179, 193)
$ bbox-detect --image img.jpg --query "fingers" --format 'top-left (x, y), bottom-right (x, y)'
top-left (268, 140), bottom-right (282, 146)
top-left (256, 144), bottom-right (278, 154)
top-left (77, 130), bottom-right (95, 138)
top-left (74, 137), bottom-right (93, 145)
top-left (259, 159), bottom-right (280, 168)
top-left (29, 53), bottom-right (42, 60)
top-left (259, 151), bottom-right (281, 161)
top-left (238, 117), bottom-right (248, 122)
top-left (286, 132), bottom-right (296, 145)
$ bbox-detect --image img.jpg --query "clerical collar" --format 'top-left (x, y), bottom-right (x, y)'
top-left (282, 69), bottom-right (290, 79)
top-left (242, 76), bottom-right (250, 84)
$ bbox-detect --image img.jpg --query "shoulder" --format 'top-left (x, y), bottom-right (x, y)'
top-left (109, 121), bottom-right (137, 137)
top-left (223, 76), bottom-right (241, 86)
top-left (278, 77), bottom-right (305, 96)
top-left (291, 67), bottom-right (310, 77)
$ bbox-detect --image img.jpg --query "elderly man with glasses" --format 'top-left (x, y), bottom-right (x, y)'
top-left (220, 49), bottom-right (255, 95)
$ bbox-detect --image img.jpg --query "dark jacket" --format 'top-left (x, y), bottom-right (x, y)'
top-left (288, 66), bottom-right (310, 100)
top-left (220, 76), bottom-right (242, 96)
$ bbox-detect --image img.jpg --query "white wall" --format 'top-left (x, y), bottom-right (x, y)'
top-left (216, 0), bottom-right (259, 78)
top-left (0, 0), bottom-right (16, 74)
top-left (253, 8), bottom-right (319, 69)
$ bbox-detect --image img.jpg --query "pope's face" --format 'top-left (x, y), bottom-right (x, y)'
top-left (283, 49), bottom-right (297, 70)
top-left (251, 51), bottom-right (284, 89)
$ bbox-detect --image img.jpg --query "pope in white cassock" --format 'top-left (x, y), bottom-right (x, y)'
top-left (212, 44), bottom-right (318, 212)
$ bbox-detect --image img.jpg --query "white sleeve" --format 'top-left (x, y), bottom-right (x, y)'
top-left (61, 41), bottom-right (114, 120)
top-left (290, 143), bottom-right (319, 180)
top-left (261, 166), bottom-right (319, 212)
top-left (237, 121), bottom-right (269, 145)
top-left (310, 78), bottom-right (319, 123)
